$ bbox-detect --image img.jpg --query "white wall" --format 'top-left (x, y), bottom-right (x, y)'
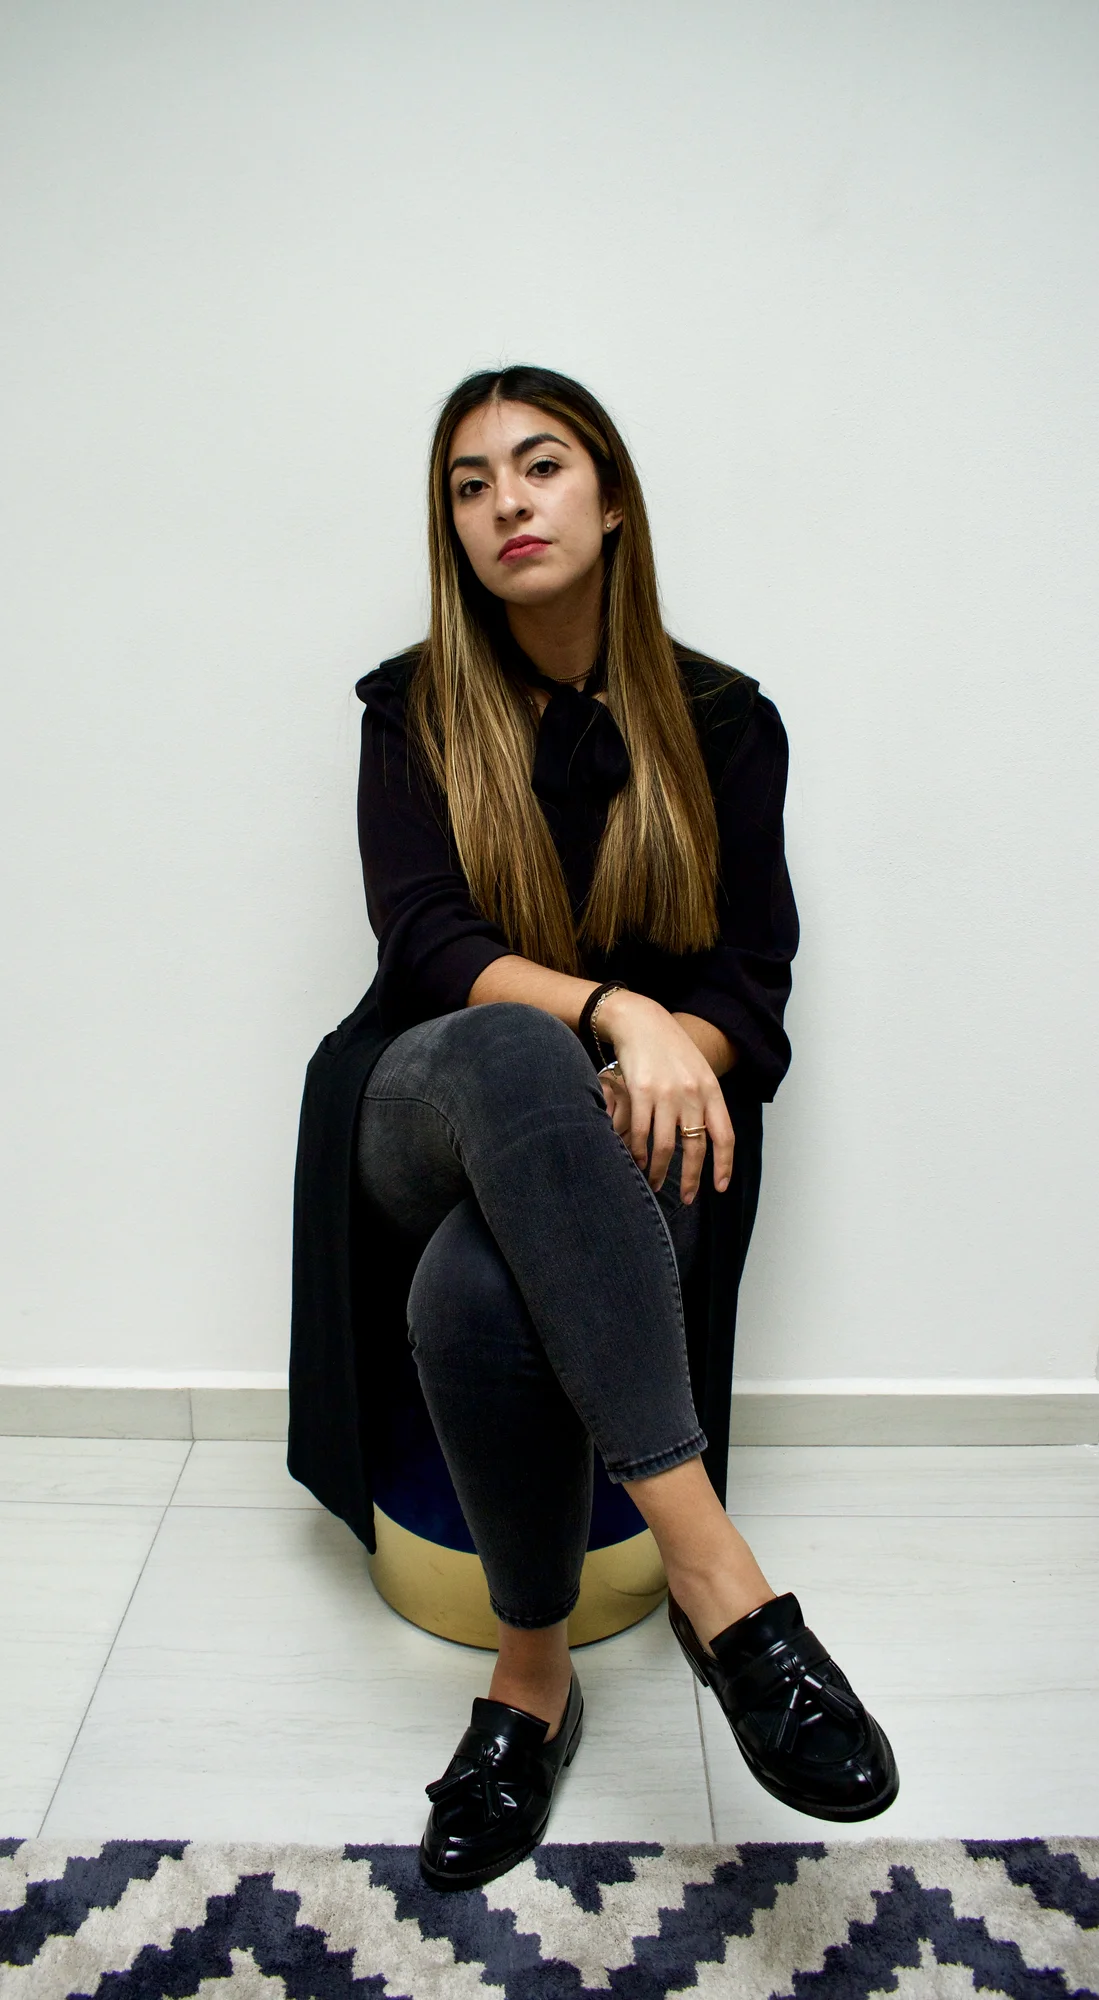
top-left (1, 0), bottom-right (1096, 1383)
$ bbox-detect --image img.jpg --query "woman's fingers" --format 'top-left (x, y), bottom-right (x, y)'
top-left (627, 1085), bottom-right (655, 1175)
top-left (601, 1055), bottom-right (735, 1200)
top-left (678, 1114), bottom-right (709, 1204)
top-left (602, 1072), bottom-right (633, 1138)
top-left (706, 1082), bottom-right (735, 1194)
top-left (647, 1102), bottom-right (681, 1193)
top-left (634, 1092), bottom-right (714, 1198)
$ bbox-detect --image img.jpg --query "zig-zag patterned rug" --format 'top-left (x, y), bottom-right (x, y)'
top-left (1, 1836), bottom-right (1096, 1998)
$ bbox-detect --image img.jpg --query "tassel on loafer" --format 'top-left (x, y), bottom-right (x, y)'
top-left (419, 1672), bottom-right (584, 1892)
top-left (669, 1590), bottom-right (898, 1822)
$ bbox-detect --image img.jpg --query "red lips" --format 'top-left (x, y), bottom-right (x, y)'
top-left (499, 536), bottom-right (549, 560)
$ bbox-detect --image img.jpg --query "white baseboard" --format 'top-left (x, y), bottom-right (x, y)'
top-left (1, 1371), bottom-right (1097, 1446)
top-left (728, 1378), bottom-right (1099, 1445)
top-left (0, 1371), bottom-right (288, 1442)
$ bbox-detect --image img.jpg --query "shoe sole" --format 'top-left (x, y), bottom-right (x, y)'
top-left (675, 1628), bottom-right (900, 1822)
top-left (418, 1702), bottom-right (584, 1893)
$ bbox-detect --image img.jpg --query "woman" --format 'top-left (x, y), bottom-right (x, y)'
top-left (288, 365), bottom-right (898, 1892)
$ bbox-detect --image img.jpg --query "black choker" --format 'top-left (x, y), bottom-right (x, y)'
top-left (499, 629), bottom-right (607, 700)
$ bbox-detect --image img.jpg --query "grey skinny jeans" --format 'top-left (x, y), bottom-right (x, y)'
top-left (355, 1001), bottom-right (707, 1628)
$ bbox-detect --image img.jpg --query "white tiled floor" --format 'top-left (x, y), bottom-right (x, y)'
top-left (1, 1439), bottom-right (1096, 1843)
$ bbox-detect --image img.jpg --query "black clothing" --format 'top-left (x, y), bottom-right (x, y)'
top-left (359, 638), bottom-right (797, 1099)
top-left (499, 627), bottom-right (632, 917)
top-left (287, 641), bottom-right (798, 1549)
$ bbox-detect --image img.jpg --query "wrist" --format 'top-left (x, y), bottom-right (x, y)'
top-left (590, 985), bottom-right (636, 1043)
top-left (674, 1010), bottom-right (737, 1078)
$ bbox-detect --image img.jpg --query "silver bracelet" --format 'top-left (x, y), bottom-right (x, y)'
top-left (589, 985), bottom-right (624, 1069)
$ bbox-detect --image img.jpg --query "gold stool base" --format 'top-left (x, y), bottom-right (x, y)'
top-left (368, 1504), bottom-right (667, 1648)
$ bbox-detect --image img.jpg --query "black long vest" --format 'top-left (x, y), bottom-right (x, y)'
top-left (287, 644), bottom-right (798, 1543)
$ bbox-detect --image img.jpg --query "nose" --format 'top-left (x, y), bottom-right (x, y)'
top-left (494, 476), bottom-right (531, 525)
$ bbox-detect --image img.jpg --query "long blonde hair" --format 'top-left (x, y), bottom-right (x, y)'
top-left (405, 365), bottom-right (720, 974)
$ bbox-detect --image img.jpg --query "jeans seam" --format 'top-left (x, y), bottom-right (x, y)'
top-left (604, 1428), bottom-right (708, 1485)
top-left (489, 1587), bottom-right (581, 1629)
top-left (617, 1143), bottom-right (698, 1416)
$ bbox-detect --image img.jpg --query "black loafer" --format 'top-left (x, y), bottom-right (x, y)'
top-left (669, 1590), bottom-right (898, 1822)
top-left (419, 1672), bottom-right (584, 1891)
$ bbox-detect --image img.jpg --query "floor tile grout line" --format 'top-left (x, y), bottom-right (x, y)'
top-left (1, 1497), bottom-right (193, 1510)
top-left (7, 1504), bottom-right (1099, 1521)
top-left (728, 1512), bottom-right (1099, 1523)
top-left (33, 1438), bottom-right (197, 1839)
top-left (8, 1502), bottom-right (1099, 1517)
top-left (692, 1677), bottom-right (717, 1842)
top-left (726, 1509), bottom-right (1099, 1519)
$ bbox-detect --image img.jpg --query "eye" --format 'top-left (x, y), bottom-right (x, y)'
top-left (455, 477), bottom-right (488, 500)
top-left (528, 457), bottom-right (560, 478)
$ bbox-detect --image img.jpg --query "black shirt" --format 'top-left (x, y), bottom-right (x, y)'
top-left (354, 638), bottom-right (798, 1101)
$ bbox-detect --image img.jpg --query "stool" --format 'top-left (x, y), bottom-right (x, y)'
top-left (366, 1339), bottom-right (666, 1648)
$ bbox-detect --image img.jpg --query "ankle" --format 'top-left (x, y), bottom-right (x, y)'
top-left (489, 1640), bottom-right (572, 1737)
top-left (488, 1668), bottom-right (572, 1738)
top-left (666, 1567), bottom-right (777, 1652)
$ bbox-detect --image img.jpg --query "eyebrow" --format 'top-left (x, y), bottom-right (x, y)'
top-left (448, 432), bottom-right (571, 475)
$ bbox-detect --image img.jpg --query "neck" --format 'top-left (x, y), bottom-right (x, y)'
top-left (505, 561), bottom-right (604, 684)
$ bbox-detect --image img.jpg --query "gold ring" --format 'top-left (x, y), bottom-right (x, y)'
top-left (681, 1126), bottom-right (706, 1139)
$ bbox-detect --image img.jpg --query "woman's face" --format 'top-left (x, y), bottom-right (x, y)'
top-left (446, 399), bottom-right (622, 609)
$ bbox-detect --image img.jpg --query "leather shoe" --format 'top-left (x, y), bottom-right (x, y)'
top-left (669, 1590), bottom-right (898, 1821)
top-left (419, 1672), bottom-right (584, 1891)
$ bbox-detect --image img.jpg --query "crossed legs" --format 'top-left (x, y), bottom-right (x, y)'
top-left (356, 1002), bottom-right (774, 1727)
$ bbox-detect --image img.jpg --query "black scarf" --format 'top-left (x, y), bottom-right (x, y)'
top-left (499, 629), bottom-right (631, 808)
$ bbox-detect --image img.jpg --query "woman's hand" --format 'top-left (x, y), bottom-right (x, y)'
top-left (594, 990), bottom-right (734, 1203)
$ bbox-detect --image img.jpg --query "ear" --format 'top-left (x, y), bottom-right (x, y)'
top-left (601, 487), bottom-right (624, 533)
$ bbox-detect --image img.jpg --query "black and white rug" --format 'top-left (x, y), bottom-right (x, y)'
top-left (2, 1836), bottom-right (1096, 1997)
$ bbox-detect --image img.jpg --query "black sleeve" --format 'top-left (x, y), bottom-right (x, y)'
top-left (671, 694), bottom-right (799, 1101)
top-left (357, 666), bottom-right (512, 1033)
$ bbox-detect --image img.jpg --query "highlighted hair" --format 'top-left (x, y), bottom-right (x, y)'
top-left (405, 364), bottom-right (719, 973)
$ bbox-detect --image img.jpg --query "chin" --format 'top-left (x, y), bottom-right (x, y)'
top-left (500, 570), bottom-right (588, 608)
top-left (512, 582), bottom-right (568, 604)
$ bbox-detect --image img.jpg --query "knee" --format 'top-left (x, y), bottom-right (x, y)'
top-left (454, 1002), bottom-right (598, 1108)
top-left (407, 1197), bottom-right (524, 1366)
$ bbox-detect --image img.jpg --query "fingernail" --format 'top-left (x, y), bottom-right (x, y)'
top-left (717, 1176), bottom-right (729, 1191)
